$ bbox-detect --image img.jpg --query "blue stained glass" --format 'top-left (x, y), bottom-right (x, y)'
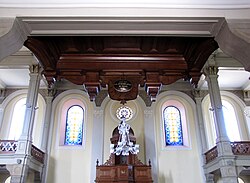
top-left (64, 105), bottom-right (84, 145)
top-left (163, 106), bottom-right (183, 146)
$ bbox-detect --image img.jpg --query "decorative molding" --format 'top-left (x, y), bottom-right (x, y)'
top-left (203, 66), bottom-right (219, 76)
top-left (0, 89), bottom-right (5, 104)
top-left (243, 90), bottom-right (250, 102)
top-left (214, 20), bottom-right (250, 72)
top-left (95, 90), bottom-right (108, 107)
top-left (139, 90), bottom-right (152, 107)
top-left (17, 17), bottom-right (224, 36)
top-left (144, 109), bottom-right (153, 118)
top-left (244, 106), bottom-right (250, 118)
top-left (192, 89), bottom-right (207, 99)
top-left (93, 109), bottom-right (104, 118)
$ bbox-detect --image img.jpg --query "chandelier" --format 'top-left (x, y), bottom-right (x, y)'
top-left (110, 116), bottom-right (139, 156)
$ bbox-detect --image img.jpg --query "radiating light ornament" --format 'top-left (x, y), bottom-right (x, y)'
top-left (110, 116), bottom-right (139, 156)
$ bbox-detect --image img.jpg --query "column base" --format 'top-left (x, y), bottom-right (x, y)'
top-left (219, 177), bottom-right (238, 183)
top-left (6, 164), bottom-right (29, 183)
top-left (206, 173), bottom-right (214, 183)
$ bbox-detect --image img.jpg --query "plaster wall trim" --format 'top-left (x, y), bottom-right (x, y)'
top-left (1, 16), bottom-right (250, 77)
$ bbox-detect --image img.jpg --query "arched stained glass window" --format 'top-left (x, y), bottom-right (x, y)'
top-left (163, 106), bottom-right (183, 146)
top-left (64, 105), bottom-right (84, 145)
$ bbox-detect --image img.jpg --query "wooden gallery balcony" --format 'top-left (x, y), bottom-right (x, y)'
top-left (204, 141), bottom-right (250, 174)
top-left (0, 140), bottom-right (45, 173)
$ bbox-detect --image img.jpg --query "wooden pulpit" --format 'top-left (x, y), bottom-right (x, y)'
top-left (95, 127), bottom-right (153, 183)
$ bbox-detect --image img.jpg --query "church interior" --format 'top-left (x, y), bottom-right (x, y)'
top-left (1, 1), bottom-right (250, 183)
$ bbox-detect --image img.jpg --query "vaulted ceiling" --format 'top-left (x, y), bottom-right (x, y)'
top-left (24, 36), bottom-right (218, 102)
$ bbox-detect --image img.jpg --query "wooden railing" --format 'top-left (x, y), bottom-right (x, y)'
top-left (31, 144), bottom-right (45, 164)
top-left (205, 141), bottom-right (250, 164)
top-left (205, 146), bottom-right (218, 164)
top-left (231, 141), bottom-right (250, 155)
top-left (0, 140), bottom-right (17, 153)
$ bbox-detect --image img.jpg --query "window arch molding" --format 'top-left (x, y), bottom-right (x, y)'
top-left (156, 90), bottom-right (197, 150)
top-left (202, 91), bottom-right (249, 148)
top-left (51, 89), bottom-right (91, 149)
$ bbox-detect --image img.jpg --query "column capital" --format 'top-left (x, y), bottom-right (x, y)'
top-left (203, 66), bottom-right (219, 77)
top-left (192, 89), bottom-right (206, 100)
top-left (46, 88), bottom-right (57, 98)
top-left (29, 64), bottom-right (41, 74)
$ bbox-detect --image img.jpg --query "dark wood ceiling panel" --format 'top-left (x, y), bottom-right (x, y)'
top-left (24, 36), bottom-right (218, 102)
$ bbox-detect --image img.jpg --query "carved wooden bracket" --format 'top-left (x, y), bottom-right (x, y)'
top-left (24, 36), bottom-right (218, 102)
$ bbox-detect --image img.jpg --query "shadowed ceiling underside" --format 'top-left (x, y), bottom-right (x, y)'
top-left (24, 36), bottom-right (218, 103)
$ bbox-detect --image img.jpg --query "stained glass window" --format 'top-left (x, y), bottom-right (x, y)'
top-left (163, 106), bottom-right (183, 146)
top-left (64, 105), bottom-right (84, 145)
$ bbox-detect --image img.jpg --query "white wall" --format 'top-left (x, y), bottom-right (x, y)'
top-left (47, 90), bottom-right (93, 183)
top-left (155, 91), bottom-right (204, 183)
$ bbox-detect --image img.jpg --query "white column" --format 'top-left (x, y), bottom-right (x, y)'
top-left (144, 108), bottom-right (158, 183)
top-left (0, 89), bottom-right (5, 131)
top-left (0, 105), bottom-right (4, 132)
top-left (90, 108), bottom-right (104, 183)
top-left (14, 65), bottom-right (42, 183)
top-left (205, 173), bottom-right (215, 183)
top-left (18, 65), bottom-right (42, 143)
top-left (204, 66), bottom-right (238, 183)
top-left (204, 66), bottom-right (229, 144)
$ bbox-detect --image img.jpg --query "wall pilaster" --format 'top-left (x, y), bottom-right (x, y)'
top-left (90, 108), bottom-right (104, 183)
top-left (144, 108), bottom-right (158, 183)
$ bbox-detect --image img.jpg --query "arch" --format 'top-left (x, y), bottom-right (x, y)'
top-left (156, 90), bottom-right (198, 149)
top-left (8, 97), bottom-right (26, 140)
top-left (50, 89), bottom-right (91, 150)
top-left (202, 91), bottom-right (249, 148)
top-left (0, 89), bottom-right (45, 143)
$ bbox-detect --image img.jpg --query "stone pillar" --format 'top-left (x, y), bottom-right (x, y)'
top-left (0, 89), bottom-right (5, 130)
top-left (6, 164), bottom-right (29, 183)
top-left (205, 173), bottom-right (215, 183)
top-left (0, 105), bottom-right (4, 132)
top-left (14, 65), bottom-right (42, 183)
top-left (144, 108), bottom-right (158, 183)
top-left (204, 66), bottom-right (238, 183)
top-left (18, 65), bottom-right (42, 142)
top-left (90, 108), bottom-right (104, 183)
top-left (40, 89), bottom-right (55, 183)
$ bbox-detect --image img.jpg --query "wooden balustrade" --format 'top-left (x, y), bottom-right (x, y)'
top-left (231, 141), bottom-right (250, 155)
top-left (0, 140), bottom-right (17, 153)
top-left (205, 141), bottom-right (250, 164)
top-left (31, 144), bottom-right (45, 164)
top-left (205, 146), bottom-right (218, 164)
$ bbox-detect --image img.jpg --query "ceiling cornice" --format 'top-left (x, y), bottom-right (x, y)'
top-left (17, 16), bottom-right (224, 36)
